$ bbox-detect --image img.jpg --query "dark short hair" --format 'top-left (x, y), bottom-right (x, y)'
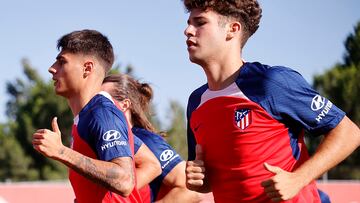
top-left (183, 0), bottom-right (262, 47)
top-left (57, 29), bottom-right (114, 72)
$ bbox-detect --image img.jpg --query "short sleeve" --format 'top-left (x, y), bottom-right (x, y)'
top-left (134, 135), bottom-right (144, 154)
top-left (263, 67), bottom-right (345, 135)
top-left (89, 107), bottom-right (132, 161)
top-left (133, 128), bottom-right (183, 179)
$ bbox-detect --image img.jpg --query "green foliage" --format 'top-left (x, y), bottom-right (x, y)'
top-left (2, 59), bottom-right (72, 181)
top-left (0, 123), bottom-right (35, 181)
top-left (311, 21), bottom-right (360, 179)
top-left (164, 101), bottom-right (188, 159)
top-left (344, 21), bottom-right (360, 67)
top-left (314, 64), bottom-right (360, 125)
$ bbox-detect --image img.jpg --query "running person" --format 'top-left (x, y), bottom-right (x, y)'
top-left (32, 30), bottom-right (143, 203)
top-left (182, 0), bottom-right (360, 202)
top-left (102, 74), bottom-right (205, 203)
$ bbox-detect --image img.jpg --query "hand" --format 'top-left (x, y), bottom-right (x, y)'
top-left (32, 117), bottom-right (65, 159)
top-left (261, 162), bottom-right (304, 202)
top-left (186, 144), bottom-right (206, 192)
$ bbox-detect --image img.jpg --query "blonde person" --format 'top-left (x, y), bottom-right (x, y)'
top-left (102, 74), bottom-right (207, 203)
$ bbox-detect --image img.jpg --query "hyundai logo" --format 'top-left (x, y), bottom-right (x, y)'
top-left (160, 150), bottom-right (174, 162)
top-left (102, 130), bottom-right (121, 141)
top-left (311, 95), bottom-right (325, 111)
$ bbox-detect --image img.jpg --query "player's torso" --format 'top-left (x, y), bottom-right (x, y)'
top-left (69, 93), bottom-right (142, 203)
top-left (191, 94), bottom-right (300, 202)
top-left (188, 63), bottom-right (321, 202)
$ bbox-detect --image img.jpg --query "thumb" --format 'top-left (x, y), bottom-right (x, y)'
top-left (264, 162), bottom-right (283, 174)
top-left (51, 117), bottom-right (61, 135)
top-left (195, 144), bottom-right (203, 160)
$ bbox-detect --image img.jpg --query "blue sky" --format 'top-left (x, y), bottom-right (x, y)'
top-left (0, 1), bottom-right (359, 126)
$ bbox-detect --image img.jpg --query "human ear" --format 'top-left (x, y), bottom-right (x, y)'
top-left (227, 21), bottom-right (241, 40)
top-left (83, 61), bottom-right (94, 78)
top-left (122, 99), bottom-right (131, 111)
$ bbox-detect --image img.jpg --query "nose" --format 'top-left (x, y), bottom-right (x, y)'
top-left (184, 24), bottom-right (194, 37)
top-left (48, 63), bottom-right (57, 75)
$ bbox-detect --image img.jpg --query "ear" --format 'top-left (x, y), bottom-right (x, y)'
top-left (226, 21), bottom-right (241, 40)
top-left (83, 61), bottom-right (94, 78)
top-left (122, 98), bottom-right (132, 111)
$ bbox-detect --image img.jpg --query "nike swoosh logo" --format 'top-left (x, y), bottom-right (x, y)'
top-left (194, 124), bottom-right (202, 132)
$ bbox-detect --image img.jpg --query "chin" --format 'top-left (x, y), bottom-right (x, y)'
top-left (189, 55), bottom-right (203, 66)
top-left (54, 89), bottom-right (67, 97)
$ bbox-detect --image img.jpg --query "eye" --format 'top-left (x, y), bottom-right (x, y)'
top-left (195, 20), bottom-right (206, 27)
top-left (58, 59), bottom-right (66, 65)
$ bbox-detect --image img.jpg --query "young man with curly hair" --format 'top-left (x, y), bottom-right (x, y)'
top-left (182, 0), bottom-right (360, 202)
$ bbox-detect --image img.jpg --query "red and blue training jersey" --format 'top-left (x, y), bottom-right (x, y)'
top-left (133, 127), bottom-right (183, 202)
top-left (69, 91), bottom-right (143, 203)
top-left (187, 62), bottom-right (345, 203)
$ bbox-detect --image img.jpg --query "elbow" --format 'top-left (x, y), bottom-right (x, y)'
top-left (112, 174), bottom-right (135, 197)
top-left (120, 185), bottom-right (134, 198)
top-left (154, 161), bottom-right (162, 177)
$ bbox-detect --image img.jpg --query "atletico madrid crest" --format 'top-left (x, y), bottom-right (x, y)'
top-left (235, 109), bottom-right (252, 130)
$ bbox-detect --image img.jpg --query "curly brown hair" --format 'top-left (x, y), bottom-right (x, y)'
top-left (183, 0), bottom-right (262, 47)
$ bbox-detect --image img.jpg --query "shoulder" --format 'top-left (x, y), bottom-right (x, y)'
top-left (132, 127), bottom-right (166, 146)
top-left (87, 93), bottom-right (125, 119)
top-left (239, 62), bottom-right (308, 92)
top-left (242, 62), bottom-right (302, 82)
top-left (189, 83), bottom-right (208, 102)
top-left (187, 84), bottom-right (208, 116)
top-left (78, 93), bottom-right (127, 133)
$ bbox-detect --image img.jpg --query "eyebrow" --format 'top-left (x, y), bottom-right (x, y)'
top-left (187, 16), bottom-right (206, 24)
top-left (56, 55), bottom-right (65, 61)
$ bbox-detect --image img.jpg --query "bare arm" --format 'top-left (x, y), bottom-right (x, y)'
top-left (156, 161), bottom-right (207, 203)
top-left (295, 116), bottom-right (359, 184)
top-left (134, 143), bottom-right (162, 189)
top-left (58, 147), bottom-right (134, 196)
top-left (261, 116), bottom-right (360, 201)
top-left (32, 117), bottom-right (135, 197)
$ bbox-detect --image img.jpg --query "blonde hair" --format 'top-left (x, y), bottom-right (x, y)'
top-left (103, 74), bottom-right (156, 133)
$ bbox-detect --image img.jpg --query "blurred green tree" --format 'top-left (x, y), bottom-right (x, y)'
top-left (0, 122), bottom-right (34, 181)
top-left (311, 21), bottom-right (360, 179)
top-left (164, 101), bottom-right (188, 159)
top-left (3, 59), bottom-right (72, 181)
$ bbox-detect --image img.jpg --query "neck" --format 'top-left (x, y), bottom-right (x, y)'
top-left (202, 54), bottom-right (244, 91)
top-left (67, 85), bottom-right (102, 116)
top-left (126, 111), bottom-right (134, 129)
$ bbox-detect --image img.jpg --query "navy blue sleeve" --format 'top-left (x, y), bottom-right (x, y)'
top-left (134, 128), bottom-right (183, 179)
top-left (263, 67), bottom-right (345, 135)
top-left (89, 107), bottom-right (132, 161)
top-left (186, 85), bottom-right (207, 160)
top-left (134, 135), bottom-right (143, 154)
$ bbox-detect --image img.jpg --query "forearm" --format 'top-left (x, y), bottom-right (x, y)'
top-left (294, 116), bottom-right (360, 187)
top-left (56, 146), bottom-right (134, 196)
top-left (155, 187), bottom-right (204, 203)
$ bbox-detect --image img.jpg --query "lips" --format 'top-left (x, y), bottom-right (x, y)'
top-left (186, 39), bottom-right (196, 48)
top-left (52, 78), bottom-right (58, 87)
